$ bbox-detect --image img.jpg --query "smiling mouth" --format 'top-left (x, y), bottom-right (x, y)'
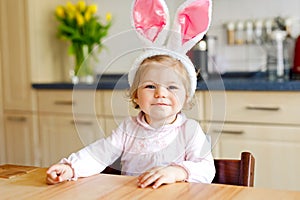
top-left (152, 103), bottom-right (170, 106)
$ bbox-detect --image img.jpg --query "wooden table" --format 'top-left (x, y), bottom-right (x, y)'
top-left (1, 167), bottom-right (300, 200)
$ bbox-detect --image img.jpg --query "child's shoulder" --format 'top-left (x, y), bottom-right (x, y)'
top-left (118, 115), bottom-right (138, 126)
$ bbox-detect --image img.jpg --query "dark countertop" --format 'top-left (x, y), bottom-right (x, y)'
top-left (32, 73), bottom-right (300, 91)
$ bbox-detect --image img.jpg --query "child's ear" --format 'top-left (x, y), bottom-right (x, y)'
top-left (133, 97), bottom-right (140, 105)
top-left (183, 95), bottom-right (193, 110)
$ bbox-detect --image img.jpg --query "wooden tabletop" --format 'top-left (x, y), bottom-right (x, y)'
top-left (1, 167), bottom-right (300, 200)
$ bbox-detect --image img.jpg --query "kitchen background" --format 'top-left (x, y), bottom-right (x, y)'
top-left (16, 0), bottom-right (300, 83)
top-left (1, 0), bottom-right (300, 192)
top-left (80, 0), bottom-right (300, 76)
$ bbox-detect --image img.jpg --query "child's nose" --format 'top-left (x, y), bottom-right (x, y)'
top-left (154, 85), bottom-right (167, 98)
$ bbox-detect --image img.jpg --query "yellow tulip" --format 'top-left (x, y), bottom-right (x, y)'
top-left (76, 12), bottom-right (85, 26)
top-left (84, 11), bottom-right (92, 22)
top-left (77, 1), bottom-right (86, 12)
top-left (55, 6), bottom-right (65, 18)
top-left (105, 12), bottom-right (112, 22)
top-left (87, 4), bottom-right (97, 14)
top-left (66, 1), bottom-right (76, 13)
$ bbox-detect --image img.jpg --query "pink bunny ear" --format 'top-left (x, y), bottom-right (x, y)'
top-left (178, 0), bottom-right (211, 44)
top-left (132, 0), bottom-right (169, 45)
top-left (167, 0), bottom-right (212, 53)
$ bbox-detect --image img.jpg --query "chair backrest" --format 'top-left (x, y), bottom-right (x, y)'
top-left (212, 151), bottom-right (255, 187)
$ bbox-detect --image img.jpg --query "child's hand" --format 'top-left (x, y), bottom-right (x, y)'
top-left (137, 165), bottom-right (187, 189)
top-left (46, 163), bottom-right (74, 185)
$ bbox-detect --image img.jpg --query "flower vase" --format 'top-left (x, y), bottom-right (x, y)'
top-left (71, 44), bottom-right (95, 84)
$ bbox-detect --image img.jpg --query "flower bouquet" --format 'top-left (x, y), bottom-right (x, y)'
top-left (55, 1), bottom-right (112, 83)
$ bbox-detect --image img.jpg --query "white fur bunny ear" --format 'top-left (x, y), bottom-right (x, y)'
top-left (167, 0), bottom-right (212, 53)
top-left (131, 0), bottom-right (169, 46)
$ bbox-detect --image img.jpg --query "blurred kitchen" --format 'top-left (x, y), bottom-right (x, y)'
top-left (197, 0), bottom-right (300, 80)
top-left (1, 0), bottom-right (300, 193)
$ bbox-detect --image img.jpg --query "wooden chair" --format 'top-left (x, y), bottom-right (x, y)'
top-left (212, 151), bottom-right (255, 187)
top-left (102, 151), bottom-right (255, 187)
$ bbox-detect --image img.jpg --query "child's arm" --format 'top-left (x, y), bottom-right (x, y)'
top-left (176, 120), bottom-right (216, 183)
top-left (46, 163), bottom-right (74, 185)
top-left (46, 123), bottom-right (126, 182)
top-left (137, 165), bottom-right (188, 189)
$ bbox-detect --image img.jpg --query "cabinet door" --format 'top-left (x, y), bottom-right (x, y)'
top-left (0, 0), bottom-right (34, 111)
top-left (210, 122), bottom-right (300, 191)
top-left (39, 115), bottom-right (105, 167)
top-left (4, 113), bottom-right (39, 166)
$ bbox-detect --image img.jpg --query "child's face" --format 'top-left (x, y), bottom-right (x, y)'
top-left (135, 63), bottom-right (187, 125)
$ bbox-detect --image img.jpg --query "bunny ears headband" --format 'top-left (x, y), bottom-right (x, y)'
top-left (128, 0), bottom-right (212, 98)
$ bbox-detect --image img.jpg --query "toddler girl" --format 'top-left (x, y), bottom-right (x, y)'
top-left (46, 55), bottom-right (215, 188)
top-left (46, 0), bottom-right (215, 189)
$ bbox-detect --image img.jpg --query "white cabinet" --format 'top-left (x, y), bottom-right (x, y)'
top-left (204, 91), bottom-right (300, 191)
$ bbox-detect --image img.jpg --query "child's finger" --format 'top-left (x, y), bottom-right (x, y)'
top-left (138, 171), bottom-right (155, 185)
top-left (152, 177), bottom-right (165, 189)
top-left (139, 173), bottom-right (161, 188)
top-left (46, 172), bottom-right (60, 184)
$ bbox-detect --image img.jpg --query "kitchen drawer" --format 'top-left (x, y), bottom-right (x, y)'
top-left (205, 91), bottom-right (300, 125)
top-left (37, 90), bottom-right (102, 115)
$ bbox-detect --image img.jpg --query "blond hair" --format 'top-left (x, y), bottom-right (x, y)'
top-left (128, 55), bottom-right (193, 109)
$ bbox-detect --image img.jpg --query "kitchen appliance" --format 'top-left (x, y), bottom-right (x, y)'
top-left (189, 35), bottom-right (218, 80)
top-left (266, 30), bottom-right (289, 81)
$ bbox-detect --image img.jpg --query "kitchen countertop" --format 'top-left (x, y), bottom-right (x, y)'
top-left (32, 73), bottom-right (300, 91)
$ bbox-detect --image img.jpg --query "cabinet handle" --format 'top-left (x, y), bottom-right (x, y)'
top-left (71, 121), bottom-right (93, 126)
top-left (213, 129), bottom-right (244, 134)
top-left (54, 100), bottom-right (75, 106)
top-left (6, 116), bottom-right (27, 122)
top-left (245, 105), bottom-right (280, 111)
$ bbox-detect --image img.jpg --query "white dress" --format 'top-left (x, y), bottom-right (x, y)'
top-left (61, 111), bottom-right (215, 183)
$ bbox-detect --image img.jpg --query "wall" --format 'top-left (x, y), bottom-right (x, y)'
top-left (28, 0), bottom-right (71, 82)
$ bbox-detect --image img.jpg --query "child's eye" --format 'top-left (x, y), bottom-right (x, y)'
top-left (168, 85), bottom-right (178, 90)
top-left (145, 84), bottom-right (156, 89)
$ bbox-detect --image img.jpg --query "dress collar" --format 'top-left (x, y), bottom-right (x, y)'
top-left (136, 111), bottom-right (187, 131)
